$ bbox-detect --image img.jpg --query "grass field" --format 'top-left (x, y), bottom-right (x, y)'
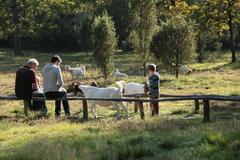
top-left (0, 48), bottom-right (240, 160)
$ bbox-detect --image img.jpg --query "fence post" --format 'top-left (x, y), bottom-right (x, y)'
top-left (139, 102), bottom-right (145, 120)
top-left (82, 99), bottom-right (88, 120)
top-left (194, 99), bottom-right (200, 111)
top-left (134, 102), bottom-right (139, 113)
top-left (203, 99), bottom-right (210, 122)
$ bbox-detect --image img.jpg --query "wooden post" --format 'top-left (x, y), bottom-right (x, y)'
top-left (139, 102), bottom-right (145, 120)
top-left (203, 99), bottom-right (210, 122)
top-left (194, 99), bottom-right (200, 111)
top-left (134, 102), bottom-right (139, 113)
top-left (82, 100), bottom-right (88, 120)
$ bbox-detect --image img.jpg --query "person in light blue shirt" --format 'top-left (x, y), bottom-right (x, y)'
top-left (42, 55), bottom-right (70, 118)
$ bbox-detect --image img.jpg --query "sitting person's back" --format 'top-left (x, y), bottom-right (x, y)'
top-left (42, 63), bottom-right (63, 93)
top-left (15, 62), bottom-right (37, 99)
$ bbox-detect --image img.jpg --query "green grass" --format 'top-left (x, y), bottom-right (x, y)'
top-left (0, 48), bottom-right (240, 160)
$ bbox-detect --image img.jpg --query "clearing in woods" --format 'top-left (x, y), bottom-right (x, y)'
top-left (0, 49), bottom-right (240, 160)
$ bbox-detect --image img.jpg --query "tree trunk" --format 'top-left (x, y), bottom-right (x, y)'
top-left (143, 62), bottom-right (146, 77)
top-left (175, 52), bottom-right (179, 78)
top-left (170, 0), bottom-right (176, 7)
top-left (11, 0), bottom-right (21, 55)
top-left (197, 36), bottom-right (203, 63)
top-left (198, 51), bottom-right (203, 63)
top-left (139, 2), bottom-right (145, 77)
top-left (227, 4), bottom-right (236, 63)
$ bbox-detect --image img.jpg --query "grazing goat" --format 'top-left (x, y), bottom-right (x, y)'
top-left (65, 65), bottom-right (86, 80)
top-left (112, 69), bottom-right (128, 79)
top-left (179, 65), bottom-right (192, 75)
top-left (67, 81), bottom-right (97, 95)
top-left (73, 82), bottom-right (128, 119)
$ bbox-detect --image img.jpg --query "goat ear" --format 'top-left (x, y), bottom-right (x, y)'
top-left (73, 82), bottom-right (79, 86)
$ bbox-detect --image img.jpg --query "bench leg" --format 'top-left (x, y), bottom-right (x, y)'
top-left (139, 102), bottom-right (145, 120)
top-left (134, 102), bottom-right (138, 113)
top-left (23, 100), bottom-right (30, 117)
top-left (203, 99), bottom-right (210, 122)
top-left (83, 100), bottom-right (88, 121)
top-left (194, 99), bottom-right (200, 111)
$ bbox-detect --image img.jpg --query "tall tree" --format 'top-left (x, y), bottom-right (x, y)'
top-left (131, 0), bottom-right (158, 76)
top-left (223, 0), bottom-right (240, 63)
top-left (198, 0), bottom-right (240, 63)
top-left (92, 13), bottom-right (117, 80)
top-left (150, 16), bottom-right (196, 78)
top-left (106, 0), bottom-right (133, 50)
top-left (11, 0), bottom-right (21, 55)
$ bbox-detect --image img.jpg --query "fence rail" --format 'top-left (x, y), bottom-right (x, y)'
top-left (0, 94), bottom-right (240, 122)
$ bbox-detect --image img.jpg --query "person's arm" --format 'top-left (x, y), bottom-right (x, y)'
top-left (31, 71), bottom-right (38, 91)
top-left (56, 67), bottom-right (64, 87)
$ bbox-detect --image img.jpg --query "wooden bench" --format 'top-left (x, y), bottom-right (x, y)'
top-left (0, 94), bottom-right (240, 122)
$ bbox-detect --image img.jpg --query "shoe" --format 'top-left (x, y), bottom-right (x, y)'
top-left (55, 114), bottom-right (61, 119)
top-left (65, 113), bottom-right (71, 118)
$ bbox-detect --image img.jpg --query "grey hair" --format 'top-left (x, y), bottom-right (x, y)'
top-left (27, 58), bottom-right (39, 66)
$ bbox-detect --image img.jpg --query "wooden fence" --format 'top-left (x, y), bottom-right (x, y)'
top-left (0, 94), bottom-right (240, 122)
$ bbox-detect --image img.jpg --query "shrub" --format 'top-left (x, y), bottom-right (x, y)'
top-left (150, 15), bottom-right (196, 78)
top-left (92, 13), bottom-right (117, 80)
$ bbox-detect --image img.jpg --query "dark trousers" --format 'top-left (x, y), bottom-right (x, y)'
top-left (150, 95), bottom-right (159, 116)
top-left (23, 99), bottom-right (31, 116)
top-left (45, 91), bottom-right (70, 117)
top-left (23, 99), bottom-right (47, 117)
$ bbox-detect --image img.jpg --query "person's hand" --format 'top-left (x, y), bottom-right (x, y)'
top-left (59, 87), bottom-right (67, 92)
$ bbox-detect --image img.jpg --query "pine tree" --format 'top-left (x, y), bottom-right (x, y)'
top-left (131, 0), bottom-right (158, 76)
top-left (92, 13), bottom-right (117, 80)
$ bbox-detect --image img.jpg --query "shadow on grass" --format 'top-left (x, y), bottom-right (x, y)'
top-left (211, 102), bottom-right (240, 120)
top-left (1, 113), bottom-right (240, 160)
top-left (67, 111), bottom-right (138, 124)
top-left (0, 118), bottom-right (202, 160)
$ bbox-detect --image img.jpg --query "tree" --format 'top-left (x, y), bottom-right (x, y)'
top-left (192, 1), bottom-right (217, 63)
top-left (0, 0), bottom-right (94, 51)
top-left (106, 0), bottom-right (133, 50)
top-left (196, 0), bottom-right (240, 63)
top-left (131, 0), bottom-right (158, 76)
top-left (92, 13), bottom-right (117, 80)
top-left (223, 0), bottom-right (240, 63)
top-left (150, 16), bottom-right (196, 78)
top-left (0, 0), bottom-right (42, 54)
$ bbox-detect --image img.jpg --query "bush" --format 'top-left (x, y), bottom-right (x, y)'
top-left (150, 15), bottom-right (196, 78)
top-left (92, 13), bottom-right (117, 79)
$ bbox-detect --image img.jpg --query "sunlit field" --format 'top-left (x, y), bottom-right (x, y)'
top-left (0, 48), bottom-right (240, 160)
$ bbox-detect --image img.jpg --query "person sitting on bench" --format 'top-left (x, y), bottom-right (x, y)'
top-left (15, 58), bottom-right (47, 117)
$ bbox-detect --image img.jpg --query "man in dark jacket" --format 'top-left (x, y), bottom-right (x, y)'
top-left (15, 58), bottom-right (47, 116)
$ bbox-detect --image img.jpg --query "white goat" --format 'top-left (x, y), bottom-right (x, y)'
top-left (116, 80), bottom-right (148, 95)
top-left (116, 80), bottom-right (150, 112)
top-left (65, 65), bottom-right (86, 80)
top-left (112, 69), bottom-right (128, 79)
top-left (179, 65), bottom-right (192, 75)
top-left (74, 82), bottom-right (128, 119)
